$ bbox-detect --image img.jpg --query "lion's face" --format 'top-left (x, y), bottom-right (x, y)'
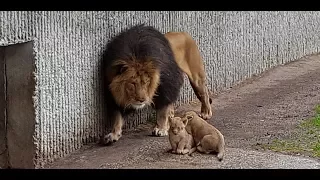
top-left (109, 59), bottom-right (160, 110)
top-left (169, 117), bottom-right (188, 135)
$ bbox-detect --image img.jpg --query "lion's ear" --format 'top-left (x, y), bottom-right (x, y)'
top-left (186, 114), bottom-right (193, 121)
top-left (168, 117), bottom-right (173, 125)
top-left (182, 118), bottom-right (188, 126)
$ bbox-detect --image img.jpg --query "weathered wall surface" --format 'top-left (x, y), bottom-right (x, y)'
top-left (0, 11), bottom-right (319, 168)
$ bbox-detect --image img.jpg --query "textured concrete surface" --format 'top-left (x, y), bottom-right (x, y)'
top-left (1, 11), bottom-right (320, 167)
top-left (46, 55), bottom-right (320, 169)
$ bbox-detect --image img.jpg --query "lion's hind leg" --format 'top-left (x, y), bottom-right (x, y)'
top-left (185, 52), bottom-right (213, 120)
top-left (177, 35), bottom-right (213, 120)
top-left (187, 44), bottom-right (212, 120)
top-left (165, 31), bottom-right (212, 120)
top-left (189, 77), bottom-right (212, 120)
top-left (197, 135), bottom-right (218, 154)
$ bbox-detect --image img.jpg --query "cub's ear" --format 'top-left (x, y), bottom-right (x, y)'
top-left (182, 118), bottom-right (188, 126)
top-left (168, 116), bottom-right (173, 126)
top-left (186, 114), bottom-right (193, 121)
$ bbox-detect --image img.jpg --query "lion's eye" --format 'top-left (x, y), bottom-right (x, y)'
top-left (119, 66), bottom-right (127, 74)
top-left (128, 83), bottom-right (135, 90)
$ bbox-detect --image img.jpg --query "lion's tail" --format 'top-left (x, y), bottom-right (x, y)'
top-left (216, 130), bottom-right (225, 161)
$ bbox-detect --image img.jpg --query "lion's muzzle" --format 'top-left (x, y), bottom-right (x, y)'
top-left (131, 102), bottom-right (146, 109)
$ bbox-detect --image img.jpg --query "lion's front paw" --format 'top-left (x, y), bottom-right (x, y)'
top-left (152, 127), bottom-right (168, 137)
top-left (101, 132), bottom-right (122, 145)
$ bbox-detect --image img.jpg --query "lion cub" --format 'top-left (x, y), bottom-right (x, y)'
top-left (183, 111), bottom-right (225, 161)
top-left (168, 116), bottom-right (196, 155)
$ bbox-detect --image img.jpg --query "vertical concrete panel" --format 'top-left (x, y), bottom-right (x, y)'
top-left (0, 47), bottom-right (7, 168)
top-left (5, 42), bottom-right (36, 169)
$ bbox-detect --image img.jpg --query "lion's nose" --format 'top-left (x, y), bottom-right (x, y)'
top-left (136, 97), bottom-right (145, 103)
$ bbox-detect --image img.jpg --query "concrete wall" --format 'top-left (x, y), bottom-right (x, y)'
top-left (0, 11), bottom-right (319, 168)
top-left (0, 46), bottom-right (7, 168)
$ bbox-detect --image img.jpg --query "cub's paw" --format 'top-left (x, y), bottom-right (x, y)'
top-left (176, 149), bottom-right (184, 154)
top-left (152, 127), bottom-right (168, 137)
top-left (182, 149), bottom-right (190, 155)
top-left (101, 132), bottom-right (122, 145)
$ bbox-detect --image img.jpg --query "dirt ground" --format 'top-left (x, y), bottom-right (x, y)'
top-left (45, 54), bottom-right (320, 169)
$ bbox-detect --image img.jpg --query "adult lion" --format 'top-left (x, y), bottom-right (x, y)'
top-left (101, 24), bottom-right (212, 145)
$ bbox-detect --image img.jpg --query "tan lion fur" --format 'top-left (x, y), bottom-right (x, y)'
top-left (165, 32), bottom-right (213, 120)
top-left (168, 116), bottom-right (196, 155)
top-left (183, 111), bottom-right (225, 161)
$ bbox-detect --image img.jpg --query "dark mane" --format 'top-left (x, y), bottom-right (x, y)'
top-left (101, 24), bottom-right (184, 116)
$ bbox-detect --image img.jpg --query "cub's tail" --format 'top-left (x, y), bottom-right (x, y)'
top-left (188, 147), bottom-right (197, 155)
top-left (188, 142), bottom-right (200, 156)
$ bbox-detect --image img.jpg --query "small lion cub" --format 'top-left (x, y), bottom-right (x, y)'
top-left (168, 116), bottom-right (196, 155)
top-left (183, 111), bottom-right (225, 161)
